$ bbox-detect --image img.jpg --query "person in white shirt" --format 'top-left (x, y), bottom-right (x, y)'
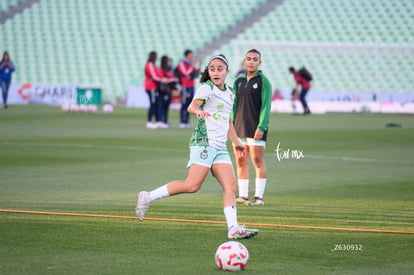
top-left (136, 55), bottom-right (259, 240)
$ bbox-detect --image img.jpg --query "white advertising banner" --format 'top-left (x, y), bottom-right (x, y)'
top-left (126, 85), bottom-right (149, 108)
top-left (8, 83), bottom-right (77, 105)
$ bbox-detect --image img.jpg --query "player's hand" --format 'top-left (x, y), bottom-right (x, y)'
top-left (195, 110), bottom-right (210, 119)
top-left (253, 129), bottom-right (263, 140)
top-left (234, 142), bottom-right (246, 157)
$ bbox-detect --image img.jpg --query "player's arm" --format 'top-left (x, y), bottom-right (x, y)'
top-left (187, 99), bottom-right (210, 119)
top-left (228, 119), bottom-right (246, 157)
top-left (255, 77), bottom-right (272, 137)
top-left (230, 80), bottom-right (238, 123)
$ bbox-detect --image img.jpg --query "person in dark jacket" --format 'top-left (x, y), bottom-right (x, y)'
top-left (289, 67), bottom-right (311, 114)
top-left (232, 49), bottom-right (272, 206)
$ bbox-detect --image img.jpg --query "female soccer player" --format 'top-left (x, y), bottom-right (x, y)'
top-left (232, 49), bottom-right (272, 206)
top-left (136, 54), bottom-right (259, 240)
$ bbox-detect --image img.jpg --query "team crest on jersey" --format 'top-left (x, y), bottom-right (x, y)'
top-left (200, 149), bottom-right (208, 159)
top-left (253, 83), bottom-right (258, 89)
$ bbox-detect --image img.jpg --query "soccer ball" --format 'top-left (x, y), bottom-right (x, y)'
top-left (102, 103), bottom-right (114, 113)
top-left (215, 241), bottom-right (249, 271)
top-left (69, 104), bottom-right (79, 112)
top-left (87, 104), bottom-right (98, 113)
top-left (61, 104), bottom-right (70, 113)
top-left (78, 104), bottom-right (88, 112)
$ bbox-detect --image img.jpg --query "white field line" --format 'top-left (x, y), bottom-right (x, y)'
top-left (1, 141), bottom-right (186, 153)
top-left (2, 141), bottom-right (413, 164)
top-left (306, 154), bottom-right (413, 164)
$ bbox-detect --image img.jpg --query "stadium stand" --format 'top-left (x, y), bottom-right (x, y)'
top-left (1, 0), bottom-right (413, 102)
top-left (1, 0), bottom-right (21, 13)
top-left (213, 0), bottom-right (414, 97)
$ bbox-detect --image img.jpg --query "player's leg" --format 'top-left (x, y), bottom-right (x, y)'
top-left (180, 87), bottom-right (194, 127)
top-left (136, 164), bottom-right (209, 221)
top-left (212, 162), bottom-right (258, 239)
top-left (232, 144), bottom-right (250, 204)
top-left (0, 80), bottom-right (6, 107)
top-left (146, 90), bottom-right (157, 128)
top-left (249, 144), bottom-right (266, 205)
top-left (179, 87), bottom-right (187, 126)
top-left (300, 88), bottom-right (310, 114)
top-left (211, 163), bottom-right (237, 208)
top-left (166, 164), bottom-right (210, 195)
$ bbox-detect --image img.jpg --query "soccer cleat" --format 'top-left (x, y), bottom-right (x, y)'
top-left (135, 191), bottom-right (151, 221)
top-left (249, 197), bottom-right (264, 206)
top-left (236, 197), bottom-right (251, 206)
top-left (228, 225), bottom-right (259, 240)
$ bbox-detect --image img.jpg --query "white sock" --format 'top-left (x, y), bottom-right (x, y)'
top-left (223, 206), bottom-right (238, 229)
top-left (238, 179), bottom-right (249, 198)
top-left (149, 184), bottom-right (170, 202)
top-left (254, 178), bottom-right (267, 199)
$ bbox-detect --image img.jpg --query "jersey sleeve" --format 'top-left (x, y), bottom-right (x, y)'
top-left (231, 79), bottom-right (239, 122)
top-left (258, 75), bottom-right (272, 132)
top-left (193, 83), bottom-right (212, 101)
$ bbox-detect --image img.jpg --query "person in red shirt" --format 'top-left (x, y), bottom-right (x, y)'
top-left (157, 55), bottom-right (178, 127)
top-left (289, 67), bottom-right (311, 114)
top-left (177, 49), bottom-right (201, 128)
top-left (144, 51), bottom-right (171, 128)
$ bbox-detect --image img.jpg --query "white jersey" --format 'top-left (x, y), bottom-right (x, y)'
top-left (189, 80), bottom-right (234, 149)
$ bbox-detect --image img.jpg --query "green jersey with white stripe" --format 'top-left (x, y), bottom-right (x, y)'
top-left (189, 80), bottom-right (234, 149)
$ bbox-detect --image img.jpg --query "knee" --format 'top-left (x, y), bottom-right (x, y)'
top-left (184, 181), bottom-right (202, 193)
top-left (223, 181), bottom-right (237, 195)
top-left (187, 185), bottom-right (201, 193)
top-left (252, 156), bottom-right (264, 168)
top-left (236, 156), bottom-right (249, 168)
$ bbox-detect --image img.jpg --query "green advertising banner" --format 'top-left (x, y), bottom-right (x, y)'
top-left (77, 87), bottom-right (101, 105)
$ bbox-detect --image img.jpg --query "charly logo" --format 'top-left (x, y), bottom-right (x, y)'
top-left (63, 87), bottom-right (77, 105)
top-left (17, 84), bottom-right (31, 100)
top-left (275, 142), bottom-right (304, 162)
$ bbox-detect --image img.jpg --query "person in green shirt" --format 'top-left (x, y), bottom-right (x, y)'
top-left (232, 49), bottom-right (272, 206)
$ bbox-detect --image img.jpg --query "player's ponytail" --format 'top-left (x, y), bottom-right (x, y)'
top-left (199, 67), bottom-right (210, 83)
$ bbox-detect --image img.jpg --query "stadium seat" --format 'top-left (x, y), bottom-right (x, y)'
top-left (1, 0), bottom-right (412, 101)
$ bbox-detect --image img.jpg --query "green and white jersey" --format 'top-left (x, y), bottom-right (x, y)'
top-left (189, 80), bottom-right (234, 149)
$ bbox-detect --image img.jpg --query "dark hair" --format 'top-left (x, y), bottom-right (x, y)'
top-left (199, 67), bottom-right (210, 83)
top-left (247, 48), bottom-right (261, 59)
top-left (184, 49), bottom-right (193, 57)
top-left (289, 67), bottom-right (295, 73)
top-left (160, 55), bottom-right (171, 71)
top-left (2, 51), bottom-right (9, 62)
top-left (199, 54), bottom-right (228, 83)
top-left (147, 51), bottom-right (157, 63)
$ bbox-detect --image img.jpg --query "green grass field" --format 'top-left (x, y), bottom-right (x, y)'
top-left (1, 105), bottom-right (413, 274)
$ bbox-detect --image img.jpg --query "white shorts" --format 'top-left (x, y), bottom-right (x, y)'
top-left (237, 138), bottom-right (266, 148)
